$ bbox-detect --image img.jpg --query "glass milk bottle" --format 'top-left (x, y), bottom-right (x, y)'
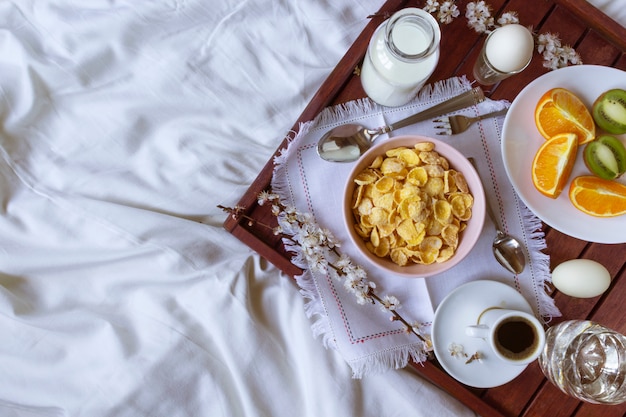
top-left (538, 320), bottom-right (626, 404)
top-left (360, 8), bottom-right (441, 107)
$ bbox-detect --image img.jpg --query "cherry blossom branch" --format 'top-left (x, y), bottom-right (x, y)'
top-left (219, 191), bottom-right (431, 347)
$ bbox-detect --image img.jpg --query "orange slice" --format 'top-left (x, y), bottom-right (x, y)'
top-left (534, 88), bottom-right (595, 144)
top-left (532, 133), bottom-right (579, 198)
top-left (569, 176), bottom-right (626, 217)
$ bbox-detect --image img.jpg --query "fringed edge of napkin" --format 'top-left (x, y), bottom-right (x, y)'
top-left (312, 76), bottom-right (474, 128)
top-left (347, 344), bottom-right (429, 379)
top-left (519, 203), bottom-right (560, 320)
top-left (273, 121), bottom-right (338, 353)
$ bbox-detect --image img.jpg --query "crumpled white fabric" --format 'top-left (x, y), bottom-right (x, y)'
top-left (0, 1), bottom-right (478, 417)
top-left (588, 0), bottom-right (626, 27)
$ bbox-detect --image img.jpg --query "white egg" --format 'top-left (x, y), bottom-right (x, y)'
top-left (551, 259), bottom-right (611, 298)
top-left (485, 24), bottom-right (534, 73)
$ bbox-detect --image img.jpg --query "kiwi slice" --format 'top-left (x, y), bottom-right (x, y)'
top-left (583, 135), bottom-right (626, 180)
top-left (592, 89), bottom-right (626, 134)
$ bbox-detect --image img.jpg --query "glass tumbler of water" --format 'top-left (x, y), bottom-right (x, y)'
top-left (538, 320), bottom-right (626, 404)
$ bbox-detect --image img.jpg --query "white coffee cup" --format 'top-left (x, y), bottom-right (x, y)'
top-left (465, 307), bottom-right (546, 365)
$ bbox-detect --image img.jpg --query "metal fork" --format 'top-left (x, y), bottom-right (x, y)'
top-left (434, 107), bottom-right (509, 135)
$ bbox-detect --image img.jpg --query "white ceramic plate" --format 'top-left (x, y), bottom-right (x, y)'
top-left (431, 280), bottom-right (535, 388)
top-left (501, 65), bottom-right (626, 243)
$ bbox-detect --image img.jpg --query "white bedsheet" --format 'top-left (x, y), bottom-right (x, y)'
top-left (589, 0), bottom-right (626, 27)
top-left (0, 1), bottom-right (623, 417)
top-left (0, 1), bottom-right (476, 416)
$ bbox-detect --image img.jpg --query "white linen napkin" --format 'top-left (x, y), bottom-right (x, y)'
top-left (272, 76), bottom-right (560, 377)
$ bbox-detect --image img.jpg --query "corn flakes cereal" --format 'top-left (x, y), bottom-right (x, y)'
top-left (375, 176), bottom-right (395, 193)
top-left (355, 169), bottom-right (379, 185)
top-left (350, 142), bottom-right (473, 266)
top-left (407, 166), bottom-right (428, 186)
top-left (369, 155), bottom-right (384, 169)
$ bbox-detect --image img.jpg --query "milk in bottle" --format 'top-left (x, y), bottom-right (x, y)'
top-left (360, 8), bottom-right (441, 107)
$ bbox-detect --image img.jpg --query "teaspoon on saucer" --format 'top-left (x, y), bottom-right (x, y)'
top-left (316, 87), bottom-right (485, 163)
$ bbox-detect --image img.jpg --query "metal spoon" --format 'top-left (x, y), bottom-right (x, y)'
top-left (470, 158), bottom-right (526, 275)
top-left (316, 87), bottom-right (485, 162)
top-left (488, 199), bottom-right (526, 275)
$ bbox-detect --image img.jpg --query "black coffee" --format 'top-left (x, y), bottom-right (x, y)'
top-left (495, 318), bottom-right (538, 360)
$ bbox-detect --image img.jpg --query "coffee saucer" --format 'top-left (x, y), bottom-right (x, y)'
top-left (431, 280), bottom-right (536, 388)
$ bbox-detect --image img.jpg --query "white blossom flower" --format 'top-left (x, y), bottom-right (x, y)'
top-left (423, 0), bottom-right (459, 24)
top-left (333, 251), bottom-right (363, 275)
top-left (257, 190), bottom-right (279, 206)
top-left (496, 11), bottom-right (519, 26)
top-left (298, 227), bottom-right (330, 258)
top-left (536, 32), bottom-right (581, 70)
top-left (465, 1), bottom-right (494, 33)
top-left (422, 335), bottom-right (434, 352)
top-left (437, 2), bottom-right (460, 24)
top-left (562, 45), bottom-right (582, 66)
top-left (309, 255), bottom-right (329, 273)
top-left (379, 295), bottom-right (400, 312)
top-left (334, 253), bottom-right (352, 269)
top-left (318, 227), bottom-right (339, 249)
top-left (354, 286), bottom-right (375, 305)
top-left (448, 342), bottom-right (466, 358)
top-left (410, 321), bottom-right (427, 337)
top-left (343, 273), bottom-right (372, 293)
top-left (257, 191), bottom-right (270, 205)
top-left (536, 32), bottom-right (560, 54)
top-left (423, 0), bottom-right (439, 14)
top-left (343, 271), bottom-right (375, 305)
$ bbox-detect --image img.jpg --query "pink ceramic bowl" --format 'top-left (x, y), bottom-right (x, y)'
top-left (343, 135), bottom-right (485, 278)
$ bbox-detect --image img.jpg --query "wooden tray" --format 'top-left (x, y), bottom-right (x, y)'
top-left (224, 1), bottom-right (626, 416)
